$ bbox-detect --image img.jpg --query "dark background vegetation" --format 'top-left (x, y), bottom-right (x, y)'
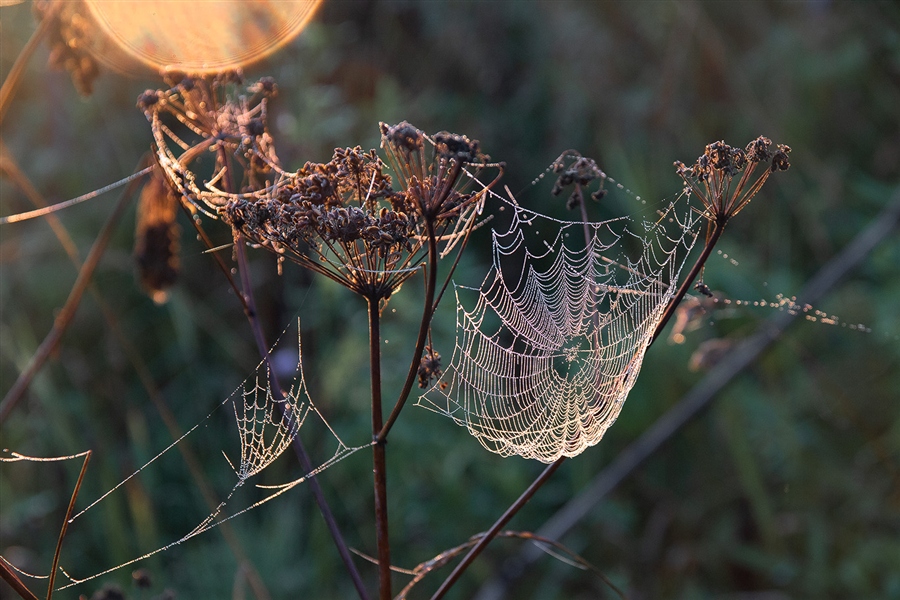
top-left (1, 1), bottom-right (898, 598)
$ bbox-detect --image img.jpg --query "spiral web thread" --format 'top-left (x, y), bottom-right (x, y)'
top-left (419, 192), bottom-right (699, 463)
top-left (228, 354), bottom-right (309, 482)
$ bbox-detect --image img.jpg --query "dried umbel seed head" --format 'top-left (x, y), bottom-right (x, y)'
top-left (380, 121), bottom-right (501, 224)
top-left (771, 144), bottom-right (791, 172)
top-left (433, 131), bottom-right (480, 163)
top-left (675, 136), bottom-right (791, 225)
top-left (381, 121), bottom-right (425, 155)
top-left (550, 152), bottom-right (607, 211)
top-left (417, 346), bottom-right (443, 389)
top-left (141, 74), bottom-right (283, 215)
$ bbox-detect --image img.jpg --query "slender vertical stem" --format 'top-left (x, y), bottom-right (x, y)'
top-left (367, 295), bottom-right (392, 600)
top-left (233, 233), bottom-right (370, 600)
top-left (430, 216), bottom-right (728, 595)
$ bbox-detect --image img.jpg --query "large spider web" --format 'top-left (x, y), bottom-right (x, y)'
top-left (419, 191), bottom-right (699, 463)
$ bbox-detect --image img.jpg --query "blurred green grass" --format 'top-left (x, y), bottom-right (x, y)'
top-left (1, 1), bottom-right (898, 598)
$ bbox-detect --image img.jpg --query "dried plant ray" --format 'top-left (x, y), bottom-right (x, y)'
top-left (420, 188), bottom-right (699, 463)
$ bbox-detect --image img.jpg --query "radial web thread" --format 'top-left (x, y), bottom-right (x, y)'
top-left (420, 194), bottom-right (698, 463)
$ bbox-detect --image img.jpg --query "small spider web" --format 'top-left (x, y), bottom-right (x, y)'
top-left (228, 352), bottom-right (310, 482)
top-left (419, 190), bottom-right (699, 463)
top-left (36, 323), bottom-right (369, 590)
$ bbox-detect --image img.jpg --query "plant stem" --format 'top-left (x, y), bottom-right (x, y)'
top-left (233, 233), bottom-right (370, 600)
top-left (430, 217), bottom-right (728, 595)
top-left (377, 219), bottom-right (438, 443)
top-left (47, 451), bottom-right (90, 599)
top-left (367, 295), bottom-right (392, 600)
top-left (0, 558), bottom-right (38, 600)
top-left (0, 0), bottom-right (60, 126)
top-left (429, 459), bottom-right (564, 600)
top-left (649, 218), bottom-right (726, 345)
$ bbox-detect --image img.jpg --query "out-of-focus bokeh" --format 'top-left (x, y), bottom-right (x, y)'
top-left (85, 0), bottom-right (323, 75)
top-left (1, 1), bottom-right (898, 598)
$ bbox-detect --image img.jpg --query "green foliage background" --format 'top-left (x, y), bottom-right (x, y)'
top-left (1, 1), bottom-right (898, 598)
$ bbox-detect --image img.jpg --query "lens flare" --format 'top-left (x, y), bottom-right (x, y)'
top-left (84, 0), bottom-right (322, 74)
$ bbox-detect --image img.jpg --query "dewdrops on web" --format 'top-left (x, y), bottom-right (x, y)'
top-left (418, 186), bottom-right (699, 463)
top-left (669, 286), bottom-right (872, 347)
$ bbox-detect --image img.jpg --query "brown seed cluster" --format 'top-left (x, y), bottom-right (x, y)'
top-left (35, 0), bottom-right (100, 96)
top-left (550, 152), bottom-right (608, 211)
top-left (140, 78), bottom-right (501, 300)
top-left (134, 169), bottom-right (181, 304)
top-left (674, 136), bottom-right (791, 226)
top-left (417, 345), bottom-right (445, 389)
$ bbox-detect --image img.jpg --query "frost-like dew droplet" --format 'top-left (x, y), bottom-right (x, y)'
top-left (419, 193), bottom-right (698, 462)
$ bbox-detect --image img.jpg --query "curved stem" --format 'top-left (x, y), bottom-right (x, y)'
top-left (367, 295), bottom-right (392, 599)
top-left (650, 218), bottom-right (726, 345)
top-left (376, 219), bottom-right (438, 443)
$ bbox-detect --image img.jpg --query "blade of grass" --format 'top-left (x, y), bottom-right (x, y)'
top-left (46, 451), bottom-right (90, 599)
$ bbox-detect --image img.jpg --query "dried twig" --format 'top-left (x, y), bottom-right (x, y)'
top-left (0, 162), bottom-right (147, 424)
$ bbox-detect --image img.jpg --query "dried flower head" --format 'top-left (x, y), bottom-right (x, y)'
top-left (675, 136), bottom-right (791, 228)
top-left (417, 345), bottom-right (443, 389)
top-left (141, 79), bottom-right (501, 300)
top-left (140, 73), bottom-right (281, 217)
top-left (550, 152), bottom-right (608, 211)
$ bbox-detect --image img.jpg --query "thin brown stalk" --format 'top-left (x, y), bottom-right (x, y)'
top-left (429, 460), bottom-right (564, 600)
top-left (0, 168), bottom-right (144, 424)
top-left (46, 451), bottom-right (90, 599)
top-left (0, 0), bottom-right (60, 126)
top-left (367, 294), bottom-right (392, 600)
top-left (401, 530), bottom-right (625, 600)
top-left (0, 142), bottom-right (79, 260)
top-left (0, 557), bottom-right (39, 600)
top-left (181, 204), bottom-right (250, 315)
top-left (233, 233), bottom-right (370, 600)
top-left (650, 218), bottom-right (726, 345)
